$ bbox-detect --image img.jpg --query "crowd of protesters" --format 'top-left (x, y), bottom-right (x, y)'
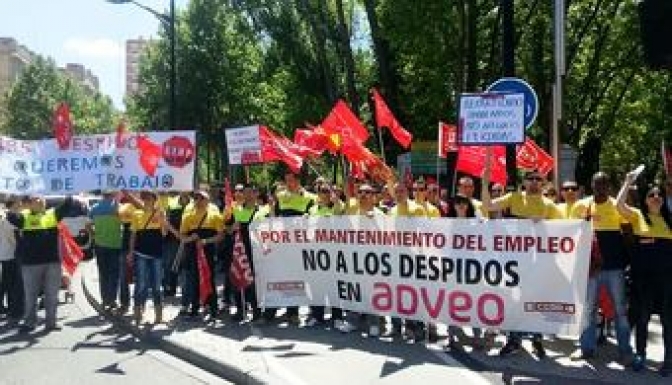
top-left (1, 161), bottom-right (671, 377)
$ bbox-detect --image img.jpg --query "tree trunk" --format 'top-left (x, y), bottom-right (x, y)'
top-left (335, 0), bottom-right (360, 113)
top-left (363, 0), bottom-right (400, 109)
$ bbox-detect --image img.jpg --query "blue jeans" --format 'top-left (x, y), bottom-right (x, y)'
top-left (580, 269), bottom-right (632, 355)
top-left (95, 246), bottom-right (121, 306)
top-left (133, 255), bottom-right (163, 307)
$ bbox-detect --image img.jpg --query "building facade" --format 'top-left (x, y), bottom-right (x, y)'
top-left (126, 37), bottom-right (150, 97)
top-left (0, 37), bottom-right (34, 98)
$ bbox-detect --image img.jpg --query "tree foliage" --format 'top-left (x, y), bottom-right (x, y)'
top-left (127, 0), bottom-right (672, 187)
top-left (1, 56), bottom-right (116, 139)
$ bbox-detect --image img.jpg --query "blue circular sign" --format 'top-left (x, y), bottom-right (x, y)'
top-left (487, 77), bottom-right (539, 130)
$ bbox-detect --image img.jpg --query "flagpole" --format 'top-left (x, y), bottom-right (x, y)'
top-left (377, 125), bottom-right (387, 164)
top-left (436, 122), bottom-right (441, 187)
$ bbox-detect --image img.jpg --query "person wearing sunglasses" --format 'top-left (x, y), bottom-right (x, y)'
top-left (558, 181), bottom-right (580, 219)
top-left (569, 172), bottom-right (634, 366)
top-left (304, 184), bottom-right (344, 328)
top-left (481, 149), bottom-right (563, 359)
top-left (179, 190), bottom-right (224, 323)
top-left (614, 172), bottom-right (672, 376)
top-left (337, 183), bottom-right (386, 334)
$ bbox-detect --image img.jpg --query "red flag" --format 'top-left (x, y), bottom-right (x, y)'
top-left (516, 137), bottom-right (554, 175)
top-left (259, 126), bottom-right (304, 173)
top-left (224, 177), bottom-right (233, 208)
top-left (663, 141), bottom-right (672, 176)
top-left (372, 89), bottom-right (412, 148)
top-left (294, 129), bottom-right (327, 158)
top-left (312, 124), bottom-right (341, 154)
top-left (438, 122), bottom-right (458, 158)
top-left (321, 100), bottom-right (370, 143)
top-left (229, 231), bottom-right (254, 291)
top-left (137, 136), bottom-right (162, 176)
top-left (53, 103), bottom-right (73, 150)
top-left (196, 241), bottom-right (213, 305)
top-left (115, 121), bottom-right (127, 148)
top-left (58, 223), bottom-right (84, 277)
top-left (456, 146), bottom-right (507, 185)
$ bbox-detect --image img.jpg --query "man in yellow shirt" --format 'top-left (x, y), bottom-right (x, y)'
top-left (481, 149), bottom-right (561, 359)
top-left (558, 180), bottom-right (580, 219)
top-left (569, 172), bottom-right (633, 363)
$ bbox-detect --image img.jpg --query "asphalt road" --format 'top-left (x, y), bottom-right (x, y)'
top-left (0, 282), bottom-right (232, 385)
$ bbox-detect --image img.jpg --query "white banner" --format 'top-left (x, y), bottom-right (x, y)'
top-left (458, 93), bottom-right (525, 145)
top-left (225, 125), bottom-right (262, 165)
top-left (251, 216), bottom-right (591, 336)
top-left (0, 131), bottom-right (196, 194)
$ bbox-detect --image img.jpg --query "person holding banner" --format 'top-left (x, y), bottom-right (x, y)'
top-left (481, 149), bottom-right (563, 359)
top-left (87, 190), bottom-right (123, 313)
top-left (615, 172), bottom-right (672, 375)
top-left (341, 182), bottom-right (386, 335)
top-left (558, 180), bottom-right (581, 219)
top-left (389, 182), bottom-right (427, 341)
top-left (304, 183), bottom-right (345, 328)
top-left (570, 172), bottom-right (633, 365)
top-left (127, 191), bottom-right (179, 325)
top-left (179, 190), bottom-right (224, 323)
top-left (9, 195), bottom-right (75, 333)
top-left (262, 170), bottom-right (315, 324)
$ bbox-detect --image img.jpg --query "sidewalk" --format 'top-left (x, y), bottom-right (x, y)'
top-left (80, 260), bottom-right (670, 384)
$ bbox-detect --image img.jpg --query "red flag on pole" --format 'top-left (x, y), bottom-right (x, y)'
top-left (196, 241), bottom-right (213, 305)
top-left (53, 103), bottom-right (73, 150)
top-left (259, 126), bottom-right (304, 173)
top-left (229, 231), bottom-right (254, 291)
top-left (115, 121), bottom-right (127, 148)
top-left (663, 140), bottom-right (672, 177)
top-left (136, 136), bottom-right (162, 176)
top-left (516, 138), bottom-right (554, 176)
top-left (372, 88), bottom-right (412, 148)
top-left (456, 145), bottom-right (508, 185)
top-left (223, 177), bottom-right (233, 208)
top-left (321, 100), bottom-right (370, 143)
top-left (438, 122), bottom-right (458, 158)
top-left (58, 223), bottom-right (84, 277)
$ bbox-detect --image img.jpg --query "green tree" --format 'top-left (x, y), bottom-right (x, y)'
top-left (2, 56), bottom-right (116, 139)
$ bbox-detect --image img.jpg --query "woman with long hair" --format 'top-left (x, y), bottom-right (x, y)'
top-left (616, 173), bottom-right (672, 376)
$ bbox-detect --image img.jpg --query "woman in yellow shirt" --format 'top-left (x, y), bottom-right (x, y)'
top-left (617, 172), bottom-right (672, 376)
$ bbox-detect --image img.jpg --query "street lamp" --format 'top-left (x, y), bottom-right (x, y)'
top-left (107, 0), bottom-right (176, 131)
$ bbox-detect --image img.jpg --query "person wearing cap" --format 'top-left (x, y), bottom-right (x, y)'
top-left (179, 189), bottom-right (224, 322)
top-left (481, 150), bottom-right (562, 359)
top-left (9, 195), bottom-right (74, 333)
top-left (87, 190), bottom-right (123, 313)
top-left (127, 191), bottom-right (179, 325)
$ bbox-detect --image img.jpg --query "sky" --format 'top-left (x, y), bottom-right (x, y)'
top-left (1, 0), bottom-right (188, 110)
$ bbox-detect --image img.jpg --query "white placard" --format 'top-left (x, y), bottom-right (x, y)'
top-left (458, 93), bottom-right (525, 145)
top-left (0, 131), bottom-right (196, 194)
top-left (225, 125), bottom-right (262, 165)
top-left (251, 216), bottom-right (591, 336)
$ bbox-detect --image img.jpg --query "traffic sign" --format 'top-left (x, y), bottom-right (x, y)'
top-left (487, 77), bottom-right (538, 130)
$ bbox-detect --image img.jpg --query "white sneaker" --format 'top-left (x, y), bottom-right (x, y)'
top-left (369, 325), bottom-right (380, 337)
top-left (338, 321), bottom-right (356, 333)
